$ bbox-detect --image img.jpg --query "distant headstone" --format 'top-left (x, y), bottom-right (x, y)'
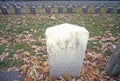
top-left (94, 7), bottom-right (101, 14)
top-left (117, 7), bottom-right (120, 14)
top-left (106, 4), bottom-right (112, 7)
top-left (58, 6), bottom-right (63, 14)
top-left (45, 6), bottom-right (51, 14)
top-left (0, 6), bottom-right (8, 14)
top-left (46, 23), bottom-right (89, 78)
top-left (67, 6), bottom-right (72, 13)
top-left (14, 6), bottom-right (21, 15)
top-left (105, 42), bottom-right (120, 76)
top-left (82, 6), bottom-right (88, 14)
top-left (29, 5), bottom-right (36, 14)
top-left (100, 4), bottom-right (104, 8)
top-left (94, 4), bottom-right (99, 8)
top-left (5, 3), bottom-right (10, 9)
top-left (106, 7), bottom-right (113, 14)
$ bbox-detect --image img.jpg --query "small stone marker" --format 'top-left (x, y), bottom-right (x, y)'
top-left (29, 5), bottom-right (36, 14)
top-left (117, 7), bottom-right (120, 14)
top-left (45, 6), bottom-right (51, 14)
top-left (14, 5), bottom-right (21, 15)
top-left (106, 7), bottom-right (113, 14)
top-left (58, 6), bottom-right (63, 14)
top-left (1, 6), bottom-right (8, 14)
top-left (94, 7), bottom-right (101, 14)
top-left (94, 4), bottom-right (99, 8)
top-left (67, 6), bottom-right (73, 13)
top-left (46, 23), bottom-right (89, 78)
top-left (105, 42), bottom-right (120, 76)
top-left (5, 3), bottom-right (10, 9)
top-left (82, 6), bottom-right (88, 14)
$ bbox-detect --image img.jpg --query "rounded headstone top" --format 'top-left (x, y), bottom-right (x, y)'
top-left (46, 23), bottom-right (89, 35)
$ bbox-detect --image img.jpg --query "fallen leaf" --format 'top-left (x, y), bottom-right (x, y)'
top-left (24, 76), bottom-right (33, 81)
top-left (22, 51), bottom-right (30, 57)
top-left (42, 61), bottom-right (48, 66)
top-left (47, 77), bottom-right (53, 81)
top-left (20, 64), bottom-right (30, 74)
top-left (0, 52), bottom-right (8, 61)
top-left (13, 54), bottom-right (22, 59)
top-left (7, 67), bottom-right (20, 72)
top-left (50, 16), bottom-right (56, 20)
top-left (95, 68), bottom-right (100, 74)
top-left (62, 73), bottom-right (72, 81)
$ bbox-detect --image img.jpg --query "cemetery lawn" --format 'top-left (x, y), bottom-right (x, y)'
top-left (0, 13), bottom-right (120, 80)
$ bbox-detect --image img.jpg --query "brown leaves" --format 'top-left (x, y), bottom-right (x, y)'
top-left (0, 51), bottom-right (8, 61)
top-left (24, 76), bottom-right (33, 81)
top-left (22, 51), bottom-right (31, 57)
top-left (0, 37), bottom-right (8, 45)
top-left (79, 50), bottom-right (111, 81)
top-left (0, 48), bottom-right (9, 61)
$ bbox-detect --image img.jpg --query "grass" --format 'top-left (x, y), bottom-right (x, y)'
top-left (9, 43), bottom-right (31, 57)
top-left (0, 45), bottom-right (6, 55)
top-left (0, 12), bottom-right (120, 70)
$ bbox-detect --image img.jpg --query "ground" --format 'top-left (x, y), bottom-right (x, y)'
top-left (0, 13), bottom-right (120, 81)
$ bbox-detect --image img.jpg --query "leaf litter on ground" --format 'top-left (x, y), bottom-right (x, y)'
top-left (0, 14), bottom-right (120, 81)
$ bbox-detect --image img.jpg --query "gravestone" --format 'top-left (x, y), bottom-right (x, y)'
top-left (5, 3), bottom-right (10, 9)
top-left (67, 6), bottom-right (72, 13)
top-left (58, 6), bottom-right (63, 14)
top-left (82, 6), bottom-right (88, 14)
top-left (94, 4), bottom-right (99, 8)
top-left (0, 6), bottom-right (8, 14)
top-left (14, 6), bottom-right (21, 15)
top-left (105, 42), bottom-right (120, 76)
top-left (45, 6), bottom-right (51, 14)
top-left (94, 7), bottom-right (101, 14)
top-left (106, 7), bottom-right (113, 14)
top-left (117, 7), bottom-right (120, 14)
top-left (29, 5), bottom-right (36, 14)
top-left (100, 4), bottom-right (104, 8)
top-left (46, 23), bottom-right (89, 78)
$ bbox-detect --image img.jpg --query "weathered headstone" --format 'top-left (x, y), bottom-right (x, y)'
top-left (82, 6), bottom-right (88, 14)
top-left (29, 5), bottom-right (36, 14)
top-left (5, 3), bottom-right (10, 9)
top-left (117, 7), bottom-right (120, 14)
top-left (45, 6), bottom-right (51, 14)
top-left (67, 6), bottom-right (72, 13)
top-left (13, 5), bottom-right (21, 15)
top-left (46, 23), bottom-right (89, 78)
top-left (106, 7), bottom-right (113, 14)
top-left (105, 42), bottom-right (120, 76)
top-left (58, 6), bottom-right (63, 14)
top-left (100, 4), bottom-right (104, 8)
top-left (94, 4), bottom-right (99, 8)
top-left (94, 7), bottom-right (101, 14)
top-left (1, 6), bottom-right (8, 14)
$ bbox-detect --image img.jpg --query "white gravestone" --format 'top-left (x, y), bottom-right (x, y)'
top-left (46, 23), bottom-right (89, 78)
